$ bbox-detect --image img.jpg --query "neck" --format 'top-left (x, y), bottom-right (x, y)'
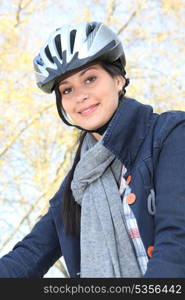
top-left (91, 132), bottom-right (101, 141)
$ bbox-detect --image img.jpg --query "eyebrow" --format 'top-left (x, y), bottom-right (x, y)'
top-left (59, 66), bottom-right (98, 85)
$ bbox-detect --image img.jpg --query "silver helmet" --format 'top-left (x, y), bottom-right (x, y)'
top-left (33, 21), bottom-right (126, 94)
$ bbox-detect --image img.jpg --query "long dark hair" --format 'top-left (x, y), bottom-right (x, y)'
top-left (56, 60), bottom-right (130, 237)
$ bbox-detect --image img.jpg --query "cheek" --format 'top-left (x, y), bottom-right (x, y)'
top-left (61, 100), bottom-right (78, 123)
top-left (101, 82), bottom-right (118, 99)
top-left (108, 85), bottom-right (120, 104)
top-left (61, 100), bottom-right (71, 114)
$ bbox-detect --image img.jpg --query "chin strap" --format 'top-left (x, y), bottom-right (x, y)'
top-left (91, 105), bottom-right (119, 135)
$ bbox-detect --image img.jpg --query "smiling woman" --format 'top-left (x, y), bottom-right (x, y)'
top-left (54, 59), bottom-right (129, 137)
top-left (1, 21), bottom-right (185, 279)
top-left (57, 63), bottom-right (125, 137)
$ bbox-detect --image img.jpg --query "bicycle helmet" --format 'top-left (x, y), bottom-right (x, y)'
top-left (33, 21), bottom-right (126, 94)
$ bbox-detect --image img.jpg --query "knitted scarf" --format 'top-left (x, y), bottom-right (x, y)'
top-left (71, 132), bottom-right (142, 278)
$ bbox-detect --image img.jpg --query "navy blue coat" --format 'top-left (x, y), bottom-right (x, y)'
top-left (1, 98), bottom-right (185, 278)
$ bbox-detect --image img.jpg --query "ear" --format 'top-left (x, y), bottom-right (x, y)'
top-left (115, 75), bottom-right (126, 93)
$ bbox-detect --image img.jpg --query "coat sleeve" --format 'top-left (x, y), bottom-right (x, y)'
top-left (0, 189), bottom-right (64, 278)
top-left (144, 120), bottom-right (185, 277)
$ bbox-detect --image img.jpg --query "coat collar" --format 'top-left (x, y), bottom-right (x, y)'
top-left (102, 97), bottom-right (154, 169)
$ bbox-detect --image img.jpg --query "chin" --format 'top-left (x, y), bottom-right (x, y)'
top-left (84, 118), bottom-right (108, 129)
top-left (83, 124), bottom-right (104, 132)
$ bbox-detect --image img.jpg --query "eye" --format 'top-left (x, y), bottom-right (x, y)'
top-left (62, 87), bottom-right (72, 95)
top-left (85, 75), bottom-right (97, 84)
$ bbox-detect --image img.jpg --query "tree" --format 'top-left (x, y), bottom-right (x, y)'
top-left (0, 0), bottom-right (185, 277)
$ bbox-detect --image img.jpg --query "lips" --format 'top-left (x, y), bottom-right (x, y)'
top-left (78, 104), bottom-right (99, 116)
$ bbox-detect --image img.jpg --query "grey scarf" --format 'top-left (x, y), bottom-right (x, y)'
top-left (71, 133), bottom-right (142, 278)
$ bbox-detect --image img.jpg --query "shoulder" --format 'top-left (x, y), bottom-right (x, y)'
top-left (153, 110), bottom-right (185, 147)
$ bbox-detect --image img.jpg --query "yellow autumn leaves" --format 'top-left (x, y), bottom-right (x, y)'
top-left (0, 0), bottom-right (185, 277)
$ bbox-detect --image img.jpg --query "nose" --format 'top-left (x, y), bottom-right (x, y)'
top-left (75, 87), bottom-right (89, 103)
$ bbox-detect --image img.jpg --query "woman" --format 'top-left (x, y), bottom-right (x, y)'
top-left (1, 21), bottom-right (185, 278)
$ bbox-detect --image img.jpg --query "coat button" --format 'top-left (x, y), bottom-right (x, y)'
top-left (126, 193), bottom-right (136, 204)
top-left (126, 175), bottom-right (132, 184)
top-left (147, 246), bottom-right (155, 258)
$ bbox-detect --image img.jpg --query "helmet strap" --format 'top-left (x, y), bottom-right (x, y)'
top-left (55, 87), bottom-right (123, 135)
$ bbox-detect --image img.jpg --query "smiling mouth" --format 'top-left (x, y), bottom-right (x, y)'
top-left (79, 104), bottom-right (99, 116)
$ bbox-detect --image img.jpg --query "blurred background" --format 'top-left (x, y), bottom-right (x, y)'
top-left (0, 0), bottom-right (185, 277)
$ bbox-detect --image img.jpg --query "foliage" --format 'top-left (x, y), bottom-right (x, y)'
top-left (0, 0), bottom-right (185, 277)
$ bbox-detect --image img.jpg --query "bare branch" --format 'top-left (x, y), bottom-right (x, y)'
top-left (105, 0), bottom-right (117, 24)
top-left (15, 0), bottom-right (23, 25)
top-left (117, 11), bottom-right (137, 35)
top-left (0, 135), bottom-right (77, 250)
top-left (0, 104), bottom-right (53, 158)
top-left (14, 0), bottom-right (38, 27)
top-left (21, 0), bottom-right (33, 10)
top-left (0, 185), bottom-right (52, 250)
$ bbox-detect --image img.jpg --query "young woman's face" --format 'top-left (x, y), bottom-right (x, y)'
top-left (58, 63), bottom-right (125, 132)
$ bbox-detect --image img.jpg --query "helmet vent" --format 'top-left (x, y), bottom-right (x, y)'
top-left (55, 34), bottom-right (63, 60)
top-left (70, 29), bottom-right (76, 54)
top-left (45, 45), bottom-right (54, 63)
top-left (86, 22), bottom-right (96, 36)
top-left (36, 55), bottom-right (44, 66)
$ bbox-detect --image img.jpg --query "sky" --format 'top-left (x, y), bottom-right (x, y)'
top-left (1, 0), bottom-right (185, 278)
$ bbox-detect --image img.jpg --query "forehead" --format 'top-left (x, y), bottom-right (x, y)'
top-left (58, 63), bottom-right (104, 84)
